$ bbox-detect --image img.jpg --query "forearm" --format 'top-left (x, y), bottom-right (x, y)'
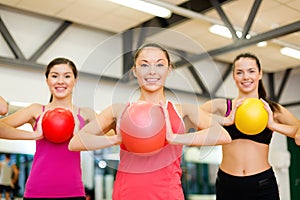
top-left (69, 132), bottom-right (120, 151)
top-left (269, 121), bottom-right (299, 138)
top-left (210, 113), bottom-right (232, 126)
top-left (169, 126), bottom-right (231, 146)
top-left (0, 122), bottom-right (37, 140)
top-left (0, 97), bottom-right (8, 115)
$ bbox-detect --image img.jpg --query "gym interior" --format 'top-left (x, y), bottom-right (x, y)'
top-left (0, 0), bottom-right (299, 199)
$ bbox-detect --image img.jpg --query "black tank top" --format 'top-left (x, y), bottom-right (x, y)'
top-left (223, 99), bottom-right (273, 145)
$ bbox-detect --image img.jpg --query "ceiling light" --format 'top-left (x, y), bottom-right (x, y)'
top-left (257, 41), bottom-right (267, 47)
top-left (209, 24), bottom-right (251, 39)
top-left (280, 47), bottom-right (300, 60)
top-left (109, 0), bottom-right (172, 18)
top-left (209, 24), bottom-right (232, 38)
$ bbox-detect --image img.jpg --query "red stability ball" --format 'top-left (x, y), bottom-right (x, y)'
top-left (42, 107), bottom-right (75, 143)
top-left (120, 101), bottom-right (166, 154)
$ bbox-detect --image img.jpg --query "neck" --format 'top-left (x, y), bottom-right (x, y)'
top-left (139, 91), bottom-right (166, 104)
top-left (238, 91), bottom-right (259, 99)
top-left (49, 97), bottom-right (73, 108)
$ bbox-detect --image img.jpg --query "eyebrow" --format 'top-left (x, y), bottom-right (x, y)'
top-left (49, 71), bottom-right (73, 75)
top-left (139, 59), bottom-right (166, 63)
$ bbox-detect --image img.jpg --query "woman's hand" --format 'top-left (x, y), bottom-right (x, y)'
top-left (224, 98), bottom-right (245, 126)
top-left (70, 109), bottom-right (80, 135)
top-left (34, 111), bottom-right (45, 140)
top-left (260, 98), bottom-right (275, 131)
top-left (159, 101), bottom-right (175, 143)
top-left (114, 117), bottom-right (123, 145)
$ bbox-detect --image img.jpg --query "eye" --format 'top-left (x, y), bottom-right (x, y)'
top-left (156, 63), bottom-right (165, 67)
top-left (65, 75), bottom-right (71, 78)
top-left (140, 64), bottom-right (149, 68)
top-left (51, 74), bottom-right (57, 78)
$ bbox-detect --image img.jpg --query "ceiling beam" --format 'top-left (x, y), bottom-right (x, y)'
top-left (29, 21), bottom-right (72, 62)
top-left (0, 17), bottom-right (25, 59)
top-left (0, 56), bottom-right (120, 82)
top-left (188, 65), bottom-right (209, 96)
top-left (211, 63), bottom-right (232, 96)
top-left (175, 20), bottom-right (300, 68)
top-left (209, 0), bottom-right (239, 40)
top-left (241, 0), bottom-right (262, 39)
top-left (276, 68), bottom-right (292, 102)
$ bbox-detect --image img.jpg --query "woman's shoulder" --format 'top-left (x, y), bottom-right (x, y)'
top-left (4, 103), bottom-right (44, 124)
top-left (76, 106), bottom-right (96, 121)
top-left (200, 98), bottom-right (228, 115)
top-left (20, 103), bottom-right (44, 114)
top-left (29, 103), bottom-right (44, 109)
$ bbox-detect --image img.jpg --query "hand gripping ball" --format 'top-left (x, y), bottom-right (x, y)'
top-left (120, 101), bottom-right (166, 154)
top-left (42, 107), bottom-right (75, 143)
top-left (235, 98), bottom-right (268, 135)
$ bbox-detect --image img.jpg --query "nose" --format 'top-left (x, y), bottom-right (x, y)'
top-left (149, 65), bottom-right (156, 74)
top-left (243, 72), bottom-right (250, 79)
top-left (57, 76), bottom-right (64, 83)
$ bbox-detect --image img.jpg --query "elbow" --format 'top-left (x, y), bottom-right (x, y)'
top-left (68, 140), bottom-right (77, 151)
top-left (68, 136), bottom-right (83, 151)
top-left (0, 105), bottom-right (8, 116)
top-left (221, 129), bottom-right (232, 144)
top-left (224, 134), bottom-right (232, 144)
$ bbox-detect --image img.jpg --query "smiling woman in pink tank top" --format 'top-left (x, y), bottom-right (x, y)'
top-left (68, 43), bottom-right (232, 200)
top-left (0, 57), bottom-right (96, 199)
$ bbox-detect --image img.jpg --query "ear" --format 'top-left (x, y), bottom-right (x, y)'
top-left (167, 64), bottom-right (173, 75)
top-left (131, 66), bottom-right (137, 78)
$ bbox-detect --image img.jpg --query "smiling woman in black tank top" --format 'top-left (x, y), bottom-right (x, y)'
top-left (201, 53), bottom-right (300, 200)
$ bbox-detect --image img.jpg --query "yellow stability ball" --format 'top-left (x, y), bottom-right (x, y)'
top-left (235, 98), bottom-right (268, 135)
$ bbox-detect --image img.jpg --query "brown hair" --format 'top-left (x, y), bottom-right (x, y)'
top-left (133, 43), bottom-right (171, 66)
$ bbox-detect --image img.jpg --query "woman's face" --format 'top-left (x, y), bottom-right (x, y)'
top-left (133, 47), bottom-right (171, 93)
top-left (46, 64), bottom-right (77, 100)
top-left (233, 57), bottom-right (262, 95)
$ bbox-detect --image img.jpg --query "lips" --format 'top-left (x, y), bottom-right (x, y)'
top-left (145, 78), bottom-right (160, 83)
top-left (55, 86), bottom-right (67, 92)
top-left (241, 81), bottom-right (252, 87)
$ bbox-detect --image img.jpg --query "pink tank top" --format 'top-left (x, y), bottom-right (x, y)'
top-left (24, 106), bottom-right (86, 198)
top-left (113, 101), bottom-right (186, 200)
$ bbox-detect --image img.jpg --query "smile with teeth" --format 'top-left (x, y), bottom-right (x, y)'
top-left (241, 81), bottom-right (252, 87)
top-left (145, 78), bottom-right (160, 83)
top-left (55, 86), bottom-right (67, 92)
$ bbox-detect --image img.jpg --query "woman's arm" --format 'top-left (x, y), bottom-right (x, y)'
top-left (0, 103), bottom-right (42, 140)
top-left (68, 119), bottom-right (121, 151)
top-left (0, 122), bottom-right (42, 140)
top-left (69, 104), bottom-right (124, 151)
top-left (164, 102), bottom-right (231, 146)
top-left (262, 99), bottom-right (300, 144)
top-left (0, 96), bottom-right (8, 116)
